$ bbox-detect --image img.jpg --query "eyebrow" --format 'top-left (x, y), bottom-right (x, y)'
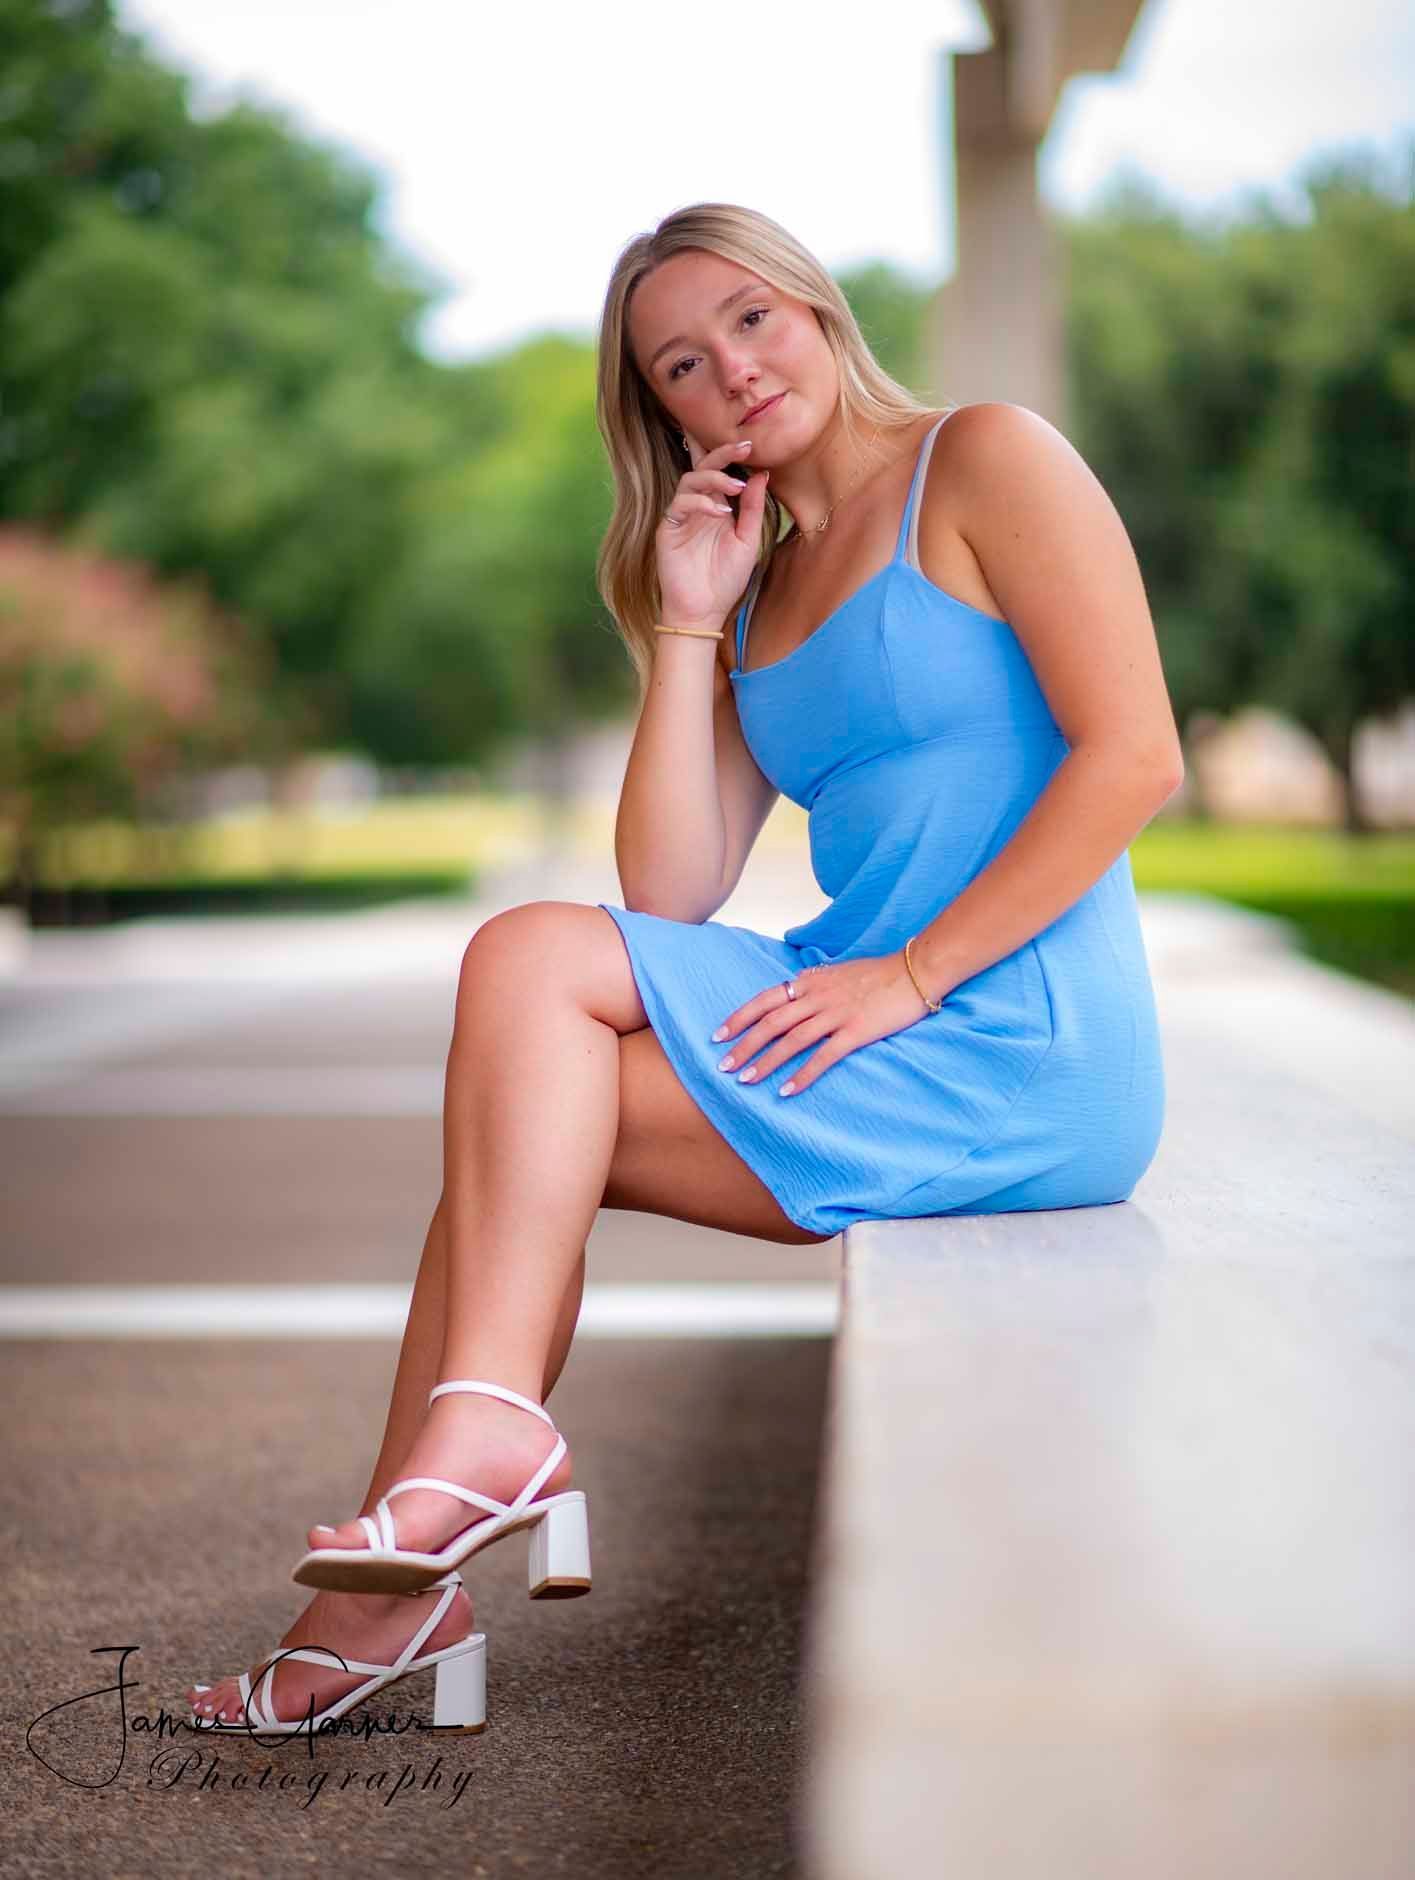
top-left (645, 283), bottom-right (763, 375)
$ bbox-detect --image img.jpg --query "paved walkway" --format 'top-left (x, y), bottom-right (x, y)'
top-left (3, 839), bottom-right (1410, 1879)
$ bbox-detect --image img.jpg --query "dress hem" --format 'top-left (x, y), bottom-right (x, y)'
top-left (595, 902), bottom-right (828, 1237)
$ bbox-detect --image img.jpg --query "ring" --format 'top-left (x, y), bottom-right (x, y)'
top-left (781, 979), bottom-right (798, 1001)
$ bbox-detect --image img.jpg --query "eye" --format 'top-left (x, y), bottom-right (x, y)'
top-left (667, 306), bottom-right (769, 382)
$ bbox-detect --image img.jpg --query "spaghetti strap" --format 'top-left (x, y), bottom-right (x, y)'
top-left (738, 407), bottom-right (958, 671)
top-left (895, 407), bottom-right (958, 566)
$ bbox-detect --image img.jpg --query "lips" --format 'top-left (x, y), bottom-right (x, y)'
top-left (742, 392), bottom-right (785, 425)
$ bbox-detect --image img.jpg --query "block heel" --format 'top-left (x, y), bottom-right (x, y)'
top-left (431, 1634), bottom-right (487, 1732)
top-left (528, 1490), bottom-right (591, 1599)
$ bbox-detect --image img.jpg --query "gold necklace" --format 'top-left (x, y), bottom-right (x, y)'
top-left (781, 425), bottom-right (890, 547)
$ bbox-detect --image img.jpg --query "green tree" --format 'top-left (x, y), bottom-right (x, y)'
top-left (836, 259), bottom-right (936, 397)
top-left (1062, 143), bottom-right (1415, 828)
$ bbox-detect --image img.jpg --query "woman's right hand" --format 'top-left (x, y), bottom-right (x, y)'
top-left (655, 430), bottom-right (769, 632)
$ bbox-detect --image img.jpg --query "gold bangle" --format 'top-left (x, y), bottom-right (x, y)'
top-left (904, 935), bottom-right (943, 1013)
top-left (654, 623), bottom-right (723, 639)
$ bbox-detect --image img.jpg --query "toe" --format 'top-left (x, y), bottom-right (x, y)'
top-left (191, 1674), bottom-right (235, 1716)
top-left (308, 1517), bottom-right (369, 1552)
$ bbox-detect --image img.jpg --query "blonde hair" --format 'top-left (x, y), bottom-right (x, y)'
top-left (594, 201), bottom-right (939, 696)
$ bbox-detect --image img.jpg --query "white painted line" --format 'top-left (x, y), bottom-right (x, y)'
top-left (0, 1283), bottom-right (839, 1339)
top-left (0, 1067), bottom-right (446, 1115)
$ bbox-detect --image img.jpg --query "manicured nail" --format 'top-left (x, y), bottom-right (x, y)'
top-left (737, 1067), bottom-right (757, 1083)
top-left (711, 1027), bottom-right (728, 1042)
top-left (313, 1524), bottom-right (336, 1532)
top-left (780, 1081), bottom-right (796, 1096)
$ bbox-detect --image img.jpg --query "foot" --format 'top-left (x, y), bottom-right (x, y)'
top-left (185, 1582), bottom-right (475, 1727)
top-left (305, 1391), bottom-right (574, 1560)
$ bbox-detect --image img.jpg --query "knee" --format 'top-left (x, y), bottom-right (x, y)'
top-left (455, 900), bottom-right (582, 1017)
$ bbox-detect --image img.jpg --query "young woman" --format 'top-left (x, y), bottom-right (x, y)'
top-left (186, 201), bottom-right (1181, 1729)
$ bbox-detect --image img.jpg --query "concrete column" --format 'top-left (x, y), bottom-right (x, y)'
top-left (931, 43), bottom-right (1067, 429)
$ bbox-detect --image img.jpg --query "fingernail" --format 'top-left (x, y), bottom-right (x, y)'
top-left (313, 1524), bottom-right (336, 1533)
top-left (711, 1027), bottom-right (728, 1042)
top-left (780, 1081), bottom-right (796, 1096)
top-left (737, 1067), bottom-right (757, 1083)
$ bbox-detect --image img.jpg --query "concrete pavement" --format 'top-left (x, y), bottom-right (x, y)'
top-left (3, 838), bottom-right (1410, 1878)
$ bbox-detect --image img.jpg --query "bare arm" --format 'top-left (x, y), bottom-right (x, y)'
top-left (615, 623), bottom-right (779, 921)
top-left (614, 434), bottom-right (774, 920)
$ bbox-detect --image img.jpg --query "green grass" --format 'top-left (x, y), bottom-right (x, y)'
top-left (5, 802), bottom-right (1413, 1000)
top-left (1132, 821), bottom-right (1415, 998)
top-left (0, 793), bottom-right (544, 902)
top-left (21, 869), bottom-right (477, 927)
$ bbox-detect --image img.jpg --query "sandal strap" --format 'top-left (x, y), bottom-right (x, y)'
top-left (236, 1579), bottom-right (465, 1727)
top-left (505, 1433), bottom-right (567, 1518)
top-left (428, 1378), bottom-right (554, 1426)
top-left (365, 1435), bottom-right (567, 1555)
top-left (372, 1478), bottom-right (506, 1552)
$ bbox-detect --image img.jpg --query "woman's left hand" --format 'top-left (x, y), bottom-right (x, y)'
top-left (710, 952), bottom-right (942, 1098)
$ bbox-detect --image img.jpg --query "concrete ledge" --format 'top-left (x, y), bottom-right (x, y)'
top-left (801, 966), bottom-right (1415, 1878)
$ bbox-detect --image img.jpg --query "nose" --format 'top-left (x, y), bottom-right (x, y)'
top-left (722, 349), bottom-right (759, 404)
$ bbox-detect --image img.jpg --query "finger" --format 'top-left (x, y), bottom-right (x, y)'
top-left (777, 1028), bottom-right (853, 1096)
top-left (717, 1001), bottom-right (813, 1073)
top-left (705, 436), bottom-right (752, 461)
top-left (664, 492), bottom-right (737, 527)
top-left (712, 983), bottom-right (780, 1041)
top-left (683, 467), bottom-right (756, 498)
top-left (737, 1013), bottom-right (837, 1086)
top-left (734, 467), bottom-right (769, 530)
top-left (713, 977), bottom-right (800, 1046)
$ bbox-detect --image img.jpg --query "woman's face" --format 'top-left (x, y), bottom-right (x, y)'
top-left (627, 247), bottom-right (837, 461)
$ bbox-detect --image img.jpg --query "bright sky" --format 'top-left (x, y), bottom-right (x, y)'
top-left (117, 0), bottom-right (1414, 364)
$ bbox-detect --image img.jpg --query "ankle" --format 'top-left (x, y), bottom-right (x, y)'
top-left (320, 1585), bottom-right (453, 1620)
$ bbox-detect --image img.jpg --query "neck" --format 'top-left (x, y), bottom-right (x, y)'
top-left (771, 411), bottom-right (887, 541)
top-left (773, 412), bottom-right (921, 544)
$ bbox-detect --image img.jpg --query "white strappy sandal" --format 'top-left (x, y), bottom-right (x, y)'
top-left (189, 1570), bottom-right (487, 1735)
top-left (291, 1379), bottom-right (592, 1600)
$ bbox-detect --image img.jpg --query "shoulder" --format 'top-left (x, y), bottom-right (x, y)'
top-left (925, 401), bottom-right (1116, 550)
top-left (930, 400), bottom-right (1075, 484)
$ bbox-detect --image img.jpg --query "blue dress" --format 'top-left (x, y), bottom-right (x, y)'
top-left (597, 408), bottom-right (1166, 1236)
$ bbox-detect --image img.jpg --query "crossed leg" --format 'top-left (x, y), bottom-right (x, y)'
top-left (189, 901), bottom-right (830, 1722)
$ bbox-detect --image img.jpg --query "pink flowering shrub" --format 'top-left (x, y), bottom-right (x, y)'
top-left (0, 527), bottom-right (277, 895)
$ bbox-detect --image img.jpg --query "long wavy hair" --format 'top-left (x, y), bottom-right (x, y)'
top-left (595, 202), bottom-right (941, 696)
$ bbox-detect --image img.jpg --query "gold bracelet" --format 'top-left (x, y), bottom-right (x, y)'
top-left (654, 623), bottom-right (723, 639)
top-left (904, 935), bottom-right (943, 1013)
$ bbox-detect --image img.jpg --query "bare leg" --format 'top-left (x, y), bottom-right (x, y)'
top-left (360, 1198), bottom-right (587, 1492)
top-left (187, 1198), bottom-right (588, 1722)
top-left (304, 898), bottom-right (821, 1564)
top-left (310, 904), bottom-right (634, 1558)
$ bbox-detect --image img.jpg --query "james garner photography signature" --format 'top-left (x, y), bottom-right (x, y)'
top-left (26, 1644), bottom-right (475, 1807)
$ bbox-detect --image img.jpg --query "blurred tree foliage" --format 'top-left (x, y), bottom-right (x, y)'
top-left (835, 259), bottom-right (935, 397)
top-left (1063, 146), bottom-right (1414, 830)
top-left (0, 0), bottom-right (1410, 836)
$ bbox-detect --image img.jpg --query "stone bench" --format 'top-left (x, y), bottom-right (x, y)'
top-left (800, 896), bottom-right (1415, 1879)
